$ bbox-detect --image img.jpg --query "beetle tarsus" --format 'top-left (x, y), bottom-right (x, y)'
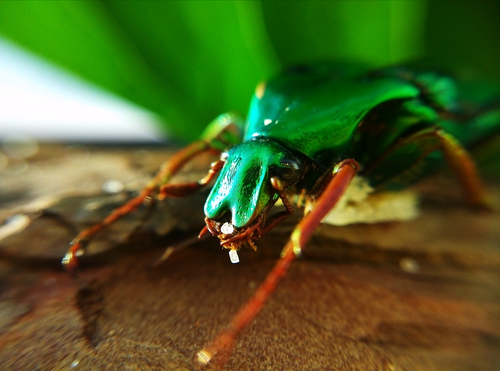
top-left (61, 241), bottom-right (85, 273)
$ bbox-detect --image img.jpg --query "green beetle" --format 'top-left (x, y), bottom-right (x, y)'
top-left (201, 63), bottom-right (498, 254)
top-left (63, 62), bottom-right (500, 365)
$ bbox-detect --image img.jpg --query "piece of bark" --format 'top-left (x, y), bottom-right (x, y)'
top-left (0, 143), bottom-right (498, 370)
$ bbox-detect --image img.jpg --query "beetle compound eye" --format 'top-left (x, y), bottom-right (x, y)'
top-left (279, 158), bottom-right (300, 171)
top-left (271, 157), bottom-right (303, 187)
top-left (220, 152), bottom-right (229, 161)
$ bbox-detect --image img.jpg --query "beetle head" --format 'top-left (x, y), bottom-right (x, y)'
top-left (204, 139), bottom-right (303, 250)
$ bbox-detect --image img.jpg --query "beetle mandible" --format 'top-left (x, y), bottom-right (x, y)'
top-left (62, 62), bottom-right (499, 365)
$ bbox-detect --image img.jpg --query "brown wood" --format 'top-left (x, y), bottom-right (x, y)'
top-left (0, 144), bottom-right (498, 370)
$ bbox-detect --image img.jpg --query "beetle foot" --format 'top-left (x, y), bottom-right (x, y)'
top-left (62, 242), bottom-right (85, 272)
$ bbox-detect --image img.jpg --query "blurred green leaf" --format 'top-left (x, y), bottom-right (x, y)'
top-left (262, 0), bottom-right (426, 65)
top-left (0, 0), bottom-right (499, 142)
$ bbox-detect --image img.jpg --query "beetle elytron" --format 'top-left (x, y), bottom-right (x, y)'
top-left (62, 62), bottom-right (500, 365)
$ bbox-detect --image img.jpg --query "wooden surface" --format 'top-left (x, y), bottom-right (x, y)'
top-left (0, 144), bottom-right (499, 370)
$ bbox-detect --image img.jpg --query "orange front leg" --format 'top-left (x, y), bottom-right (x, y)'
top-left (197, 159), bottom-right (359, 366)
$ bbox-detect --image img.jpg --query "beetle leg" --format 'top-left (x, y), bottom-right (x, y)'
top-left (62, 114), bottom-right (244, 272)
top-left (260, 189), bottom-right (295, 235)
top-left (365, 127), bottom-right (488, 207)
top-left (196, 159), bottom-right (359, 366)
top-left (62, 141), bottom-right (214, 271)
top-left (437, 130), bottom-right (488, 207)
top-left (157, 159), bottom-right (224, 198)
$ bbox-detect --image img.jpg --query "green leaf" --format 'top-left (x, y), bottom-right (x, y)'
top-left (2, 0), bottom-right (499, 143)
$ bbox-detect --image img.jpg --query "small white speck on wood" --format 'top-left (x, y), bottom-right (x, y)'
top-left (229, 249), bottom-right (239, 264)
